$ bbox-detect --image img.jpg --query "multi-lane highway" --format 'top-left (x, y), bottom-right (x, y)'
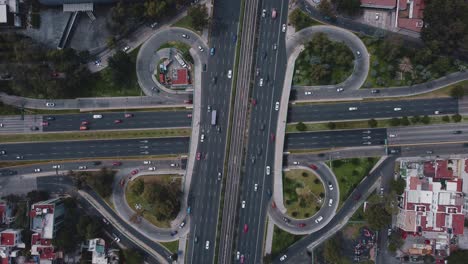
top-left (230, 0), bottom-right (289, 263)
top-left (286, 128), bottom-right (387, 150)
top-left (186, 0), bottom-right (241, 263)
top-left (0, 138), bottom-right (189, 160)
top-left (288, 98), bottom-right (458, 123)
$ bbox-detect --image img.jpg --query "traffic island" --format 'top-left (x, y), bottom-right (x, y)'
top-left (283, 169), bottom-right (325, 219)
top-left (125, 175), bottom-right (182, 228)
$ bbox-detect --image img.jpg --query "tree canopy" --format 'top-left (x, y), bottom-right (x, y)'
top-left (188, 4), bottom-right (209, 31)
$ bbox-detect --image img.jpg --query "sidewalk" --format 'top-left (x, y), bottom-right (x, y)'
top-left (264, 216), bottom-right (275, 255)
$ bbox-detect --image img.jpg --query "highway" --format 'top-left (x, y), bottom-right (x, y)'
top-left (0, 138), bottom-right (189, 161)
top-left (285, 128), bottom-right (387, 150)
top-left (387, 123), bottom-right (468, 146)
top-left (288, 98), bottom-right (458, 123)
top-left (228, 0), bottom-right (290, 263)
top-left (185, 0), bottom-right (241, 263)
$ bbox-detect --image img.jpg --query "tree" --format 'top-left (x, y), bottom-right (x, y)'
top-left (263, 254), bottom-right (272, 264)
top-left (323, 237), bottom-right (342, 263)
top-left (390, 118), bottom-right (400, 126)
top-left (318, 0), bottom-right (335, 19)
top-left (451, 85), bottom-right (465, 98)
top-left (421, 115), bottom-right (431, 124)
top-left (442, 115), bottom-right (450, 122)
top-left (365, 204), bottom-right (392, 229)
top-left (368, 118), bottom-right (378, 128)
top-left (188, 4), bottom-right (209, 31)
top-left (327, 122), bottom-right (336, 130)
top-left (388, 229), bottom-right (404, 252)
top-left (106, 36), bottom-right (116, 49)
top-left (390, 178), bottom-right (406, 195)
top-left (447, 250), bottom-right (468, 264)
top-left (289, 9), bottom-right (314, 31)
top-left (411, 115), bottom-right (420, 123)
top-left (401, 116), bottom-right (410, 126)
top-left (296, 122), bottom-right (306, 131)
top-left (106, 51), bottom-right (133, 88)
top-left (84, 168), bottom-right (116, 198)
top-left (123, 249), bottom-right (144, 264)
top-left (452, 114), bottom-right (462, 122)
top-left (145, 0), bottom-right (168, 19)
top-left (332, 0), bottom-right (361, 16)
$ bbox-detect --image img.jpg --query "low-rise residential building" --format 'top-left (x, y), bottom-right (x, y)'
top-left (0, 0), bottom-right (21, 27)
top-left (396, 159), bottom-right (467, 259)
top-left (86, 238), bottom-right (107, 264)
top-left (0, 200), bottom-right (13, 226)
top-left (0, 229), bottom-right (25, 264)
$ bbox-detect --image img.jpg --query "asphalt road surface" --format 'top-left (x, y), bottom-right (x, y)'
top-left (186, 0), bottom-right (241, 263)
top-left (387, 123), bottom-right (468, 146)
top-left (288, 98), bottom-right (458, 122)
top-left (41, 111), bottom-right (191, 132)
top-left (285, 128), bottom-right (387, 150)
top-left (0, 138), bottom-right (189, 161)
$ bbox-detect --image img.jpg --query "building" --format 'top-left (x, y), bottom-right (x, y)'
top-left (396, 159), bottom-right (467, 258)
top-left (29, 198), bottom-right (65, 240)
top-left (171, 68), bottom-right (190, 86)
top-left (0, 0), bottom-right (21, 27)
top-left (361, 0), bottom-right (397, 9)
top-left (39, 0), bottom-right (115, 5)
top-left (0, 229), bottom-right (25, 264)
top-left (86, 238), bottom-right (107, 264)
top-left (0, 200), bottom-right (13, 226)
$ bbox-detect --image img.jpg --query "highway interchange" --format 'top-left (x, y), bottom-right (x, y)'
top-left (1, 1), bottom-right (468, 264)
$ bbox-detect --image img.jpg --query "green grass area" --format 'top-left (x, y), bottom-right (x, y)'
top-left (328, 157), bottom-right (379, 207)
top-left (0, 128), bottom-right (191, 143)
top-left (283, 169), bottom-right (325, 219)
top-left (287, 114), bottom-right (468, 133)
top-left (158, 41), bottom-right (191, 54)
top-left (160, 240), bottom-right (179, 253)
top-left (125, 175), bottom-right (181, 228)
top-left (271, 226), bottom-right (304, 257)
top-left (172, 15), bottom-right (201, 34)
top-left (84, 46), bottom-right (142, 97)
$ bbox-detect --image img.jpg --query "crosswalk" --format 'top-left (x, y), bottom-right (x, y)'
top-left (0, 115), bottom-right (43, 134)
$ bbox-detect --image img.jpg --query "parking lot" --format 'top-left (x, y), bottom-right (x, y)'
top-left (359, 9), bottom-right (395, 31)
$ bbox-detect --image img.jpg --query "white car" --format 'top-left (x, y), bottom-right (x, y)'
top-left (182, 34), bottom-right (189, 39)
top-left (315, 216), bottom-right (323, 223)
top-left (113, 236), bottom-right (120, 242)
top-left (52, 165), bottom-right (61, 169)
top-left (227, 70), bottom-right (232, 79)
top-left (349, 107), bottom-right (358, 111)
top-left (266, 166), bottom-right (271, 175)
top-left (356, 50), bottom-right (361, 57)
top-left (148, 167), bottom-right (156, 171)
top-left (293, 161), bottom-right (299, 165)
top-left (34, 168), bottom-right (41, 173)
top-left (200, 134), bottom-right (205, 142)
top-left (236, 251), bottom-right (240, 260)
top-left (275, 102), bottom-right (279, 111)
top-left (329, 199), bottom-right (333, 206)
top-left (122, 46), bottom-right (130, 52)
top-left (254, 184), bottom-right (258, 191)
top-left (205, 241), bottom-right (210, 250)
top-left (143, 160), bottom-right (151, 165)
top-left (282, 24), bottom-right (286, 32)
top-left (92, 114), bottom-right (102, 119)
top-left (304, 91), bottom-right (312, 95)
top-left (198, 46), bottom-right (204, 52)
top-left (262, 9), bottom-right (266, 17)
top-left (207, 105), bottom-right (211, 112)
top-left (280, 255), bottom-right (287, 261)
top-left (328, 183), bottom-right (333, 191)
top-left (242, 200), bottom-right (246, 208)
top-left (273, 44), bottom-right (277, 50)
top-left (259, 78), bottom-right (264, 87)
top-left (434, 110), bottom-right (440, 114)
top-left (45, 102), bottom-right (55, 107)
top-left (179, 220), bottom-right (186, 228)
top-left (336, 87), bottom-right (344, 92)
top-left (389, 134), bottom-right (396, 138)
top-left (78, 166), bottom-right (87, 170)
top-left (394, 107), bottom-right (402, 111)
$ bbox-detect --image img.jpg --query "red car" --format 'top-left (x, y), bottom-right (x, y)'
top-left (79, 126), bottom-right (88, 130)
top-left (354, 193), bottom-right (361, 201)
top-left (243, 224), bottom-right (248, 233)
top-left (251, 98), bottom-right (257, 106)
top-left (196, 152), bottom-right (201, 160)
top-left (309, 164), bottom-right (318, 170)
top-left (187, 114), bottom-right (192, 118)
top-left (114, 119), bottom-right (122, 124)
top-left (298, 223), bottom-right (306, 228)
top-left (112, 161), bottom-right (122, 166)
top-left (184, 99), bottom-right (192, 104)
top-left (131, 169), bottom-right (139, 175)
top-left (81, 121), bottom-right (89, 125)
top-left (240, 255), bottom-right (245, 264)
top-left (270, 133), bottom-right (275, 142)
top-left (124, 113), bottom-right (133, 118)
top-left (271, 201), bottom-right (276, 208)
top-left (120, 179), bottom-right (125, 187)
top-left (41, 121), bottom-right (49, 126)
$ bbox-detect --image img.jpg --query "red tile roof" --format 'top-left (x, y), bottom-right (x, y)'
top-left (0, 232), bottom-right (15, 246)
top-left (172, 68), bottom-right (190, 85)
top-left (38, 246), bottom-right (55, 260)
top-left (452, 214), bottom-right (465, 235)
top-left (1, 258), bottom-right (8, 264)
top-left (435, 213), bottom-right (446, 228)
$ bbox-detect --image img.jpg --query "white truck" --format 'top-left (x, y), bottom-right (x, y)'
top-left (211, 110), bottom-right (217, 126)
